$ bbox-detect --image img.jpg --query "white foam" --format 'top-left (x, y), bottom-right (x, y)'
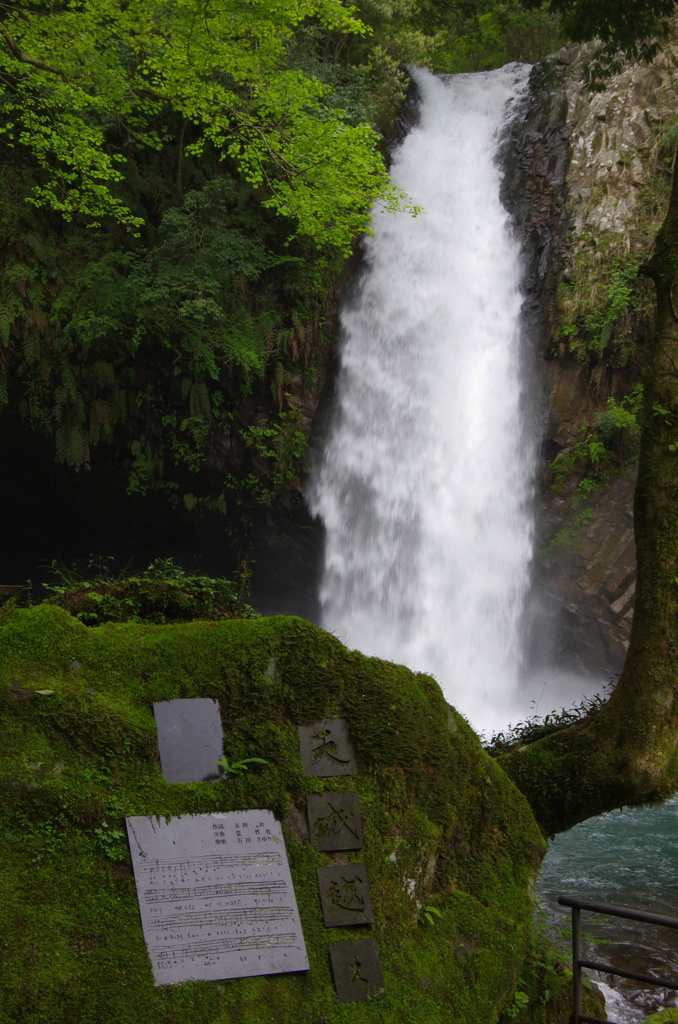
top-left (308, 65), bottom-right (535, 733)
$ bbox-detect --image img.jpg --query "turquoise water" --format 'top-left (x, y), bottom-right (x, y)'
top-left (538, 795), bottom-right (678, 1022)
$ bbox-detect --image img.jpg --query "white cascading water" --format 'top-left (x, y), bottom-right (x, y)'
top-left (308, 65), bottom-right (536, 734)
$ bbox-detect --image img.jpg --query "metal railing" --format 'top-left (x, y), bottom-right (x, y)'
top-left (558, 894), bottom-right (678, 1024)
top-left (0, 582), bottom-right (32, 605)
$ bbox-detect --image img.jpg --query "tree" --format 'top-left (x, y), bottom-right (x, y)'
top-left (535, 0), bottom-right (676, 80)
top-left (0, 0), bottom-right (426, 492)
top-left (0, 0), bottom-right (412, 251)
top-left (498, 0), bottom-right (678, 835)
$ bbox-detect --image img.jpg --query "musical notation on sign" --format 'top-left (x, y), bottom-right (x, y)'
top-left (126, 811), bottom-right (309, 986)
top-left (140, 852), bottom-right (283, 874)
top-left (142, 879), bottom-right (288, 903)
top-left (153, 932), bottom-right (300, 961)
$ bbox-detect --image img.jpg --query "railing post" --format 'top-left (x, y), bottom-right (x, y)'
top-left (572, 905), bottom-right (581, 1024)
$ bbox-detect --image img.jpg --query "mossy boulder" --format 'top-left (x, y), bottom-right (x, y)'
top-left (0, 604), bottom-right (546, 1024)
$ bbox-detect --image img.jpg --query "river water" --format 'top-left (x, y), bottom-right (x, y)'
top-left (539, 796), bottom-right (678, 1021)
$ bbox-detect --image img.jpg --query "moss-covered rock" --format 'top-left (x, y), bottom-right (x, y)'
top-left (643, 1011), bottom-right (678, 1023)
top-left (0, 605), bottom-right (546, 1024)
top-left (495, 940), bottom-right (606, 1024)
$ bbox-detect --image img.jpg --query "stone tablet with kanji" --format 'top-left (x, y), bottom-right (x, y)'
top-left (307, 792), bottom-right (363, 851)
top-left (297, 718), bottom-right (356, 777)
top-left (329, 938), bottom-right (384, 1002)
top-left (126, 811), bottom-right (309, 985)
top-left (317, 864), bottom-right (373, 927)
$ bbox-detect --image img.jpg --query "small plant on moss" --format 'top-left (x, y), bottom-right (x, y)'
top-left (505, 989), bottom-right (530, 1018)
top-left (94, 821), bottom-right (127, 862)
top-left (216, 755), bottom-right (269, 775)
top-left (549, 389), bottom-right (641, 512)
top-left (500, 913), bottom-right (570, 1021)
top-left (419, 904), bottom-right (443, 926)
top-left (25, 817), bottom-right (69, 862)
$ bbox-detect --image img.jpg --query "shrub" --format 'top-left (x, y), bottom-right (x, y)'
top-left (43, 557), bottom-right (259, 626)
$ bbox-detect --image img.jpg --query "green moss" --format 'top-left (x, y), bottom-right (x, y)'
top-left (494, 922), bottom-right (606, 1024)
top-left (0, 606), bottom-right (546, 1023)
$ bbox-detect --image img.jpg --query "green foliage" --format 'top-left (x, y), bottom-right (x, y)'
top-left (483, 687), bottom-right (612, 757)
top-left (347, 0), bottom-right (562, 80)
top-left (127, 178), bottom-right (273, 381)
top-left (541, 508), bottom-right (595, 555)
top-left (661, 114), bottom-right (678, 157)
top-left (547, 390), bottom-right (642, 527)
top-left (528, 0), bottom-right (675, 88)
top-left (93, 820), bottom-right (128, 862)
top-left (643, 1010), bottom-right (678, 1023)
top-left (495, 908), bottom-right (607, 1024)
top-left (556, 253), bottom-right (647, 368)
top-left (43, 556), bottom-right (260, 625)
top-left (505, 989), bottom-right (531, 1018)
top-left (215, 755), bottom-right (270, 775)
top-left (427, 3), bottom-right (562, 73)
top-left (419, 904), bottom-right (443, 926)
top-left (649, 400), bottom-right (678, 454)
top-left (241, 410), bottom-right (309, 488)
top-left (0, 169), bottom-right (338, 496)
top-left (0, 0), bottom-right (421, 250)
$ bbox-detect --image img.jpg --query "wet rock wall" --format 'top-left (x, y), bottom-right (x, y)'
top-left (504, 36), bottom-right (678, 678)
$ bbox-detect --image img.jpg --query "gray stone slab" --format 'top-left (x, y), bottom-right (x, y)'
top-left (297, 719), bottom-right (356, 777)
top-left (126, 811), bottom-right (309, 985)
top-left (153, 698), bottom-right (224, 783)
top-left (317, 864), bottom-right (373, 927)
top-left (307, 792), bottom-right (363, 851)
top-left (329, 938), bottom-right (384, 1002)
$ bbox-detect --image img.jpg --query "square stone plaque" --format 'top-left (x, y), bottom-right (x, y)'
top-left (297, 719), bottom-right (356, 777)
top-left (126, 811), bottom-right (309, 985)
top-left (329, 938), bottom-right (384, 1002)
top-left (317, 864), bottom-right (373, 927)
top-left (307, 792), bottom-right (363, 851)
top-left (153, 698), bottom-right (224, 783)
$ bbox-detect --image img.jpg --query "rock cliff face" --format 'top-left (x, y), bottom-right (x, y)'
top-left (504, 36), bottom-right (678, 679)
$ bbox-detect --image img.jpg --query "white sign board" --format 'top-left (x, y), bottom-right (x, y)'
top-left (126, 811), bottom-right (309, 985)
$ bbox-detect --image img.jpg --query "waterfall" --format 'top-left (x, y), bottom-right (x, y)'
top-left (308, 65), bottom-right (536, 734)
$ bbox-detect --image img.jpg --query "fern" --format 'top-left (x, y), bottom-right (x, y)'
top-left (276, 327), bottom-right (296, 359)
top-left (271, 360), bottom-right (293, 411)
top-left (189, 380), bottom-right (211, 419)
top-left (0, 278), bottom-right (24, 346)
top-left (93, 360), bottom-right (115, 389)
top-left (21, 232), bottom-right (57, 276)
top-left (56, 422), bottom-right (89, 468)
top-left (59, 363), bottom-right (79, 404)
top-left (53, 385), bottom-right (67, 423)
top-left (0, 307), bottom-right (12, 346)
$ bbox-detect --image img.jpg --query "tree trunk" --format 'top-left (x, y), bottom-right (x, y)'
top-left (498, 154), bottom-right (678, 836)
